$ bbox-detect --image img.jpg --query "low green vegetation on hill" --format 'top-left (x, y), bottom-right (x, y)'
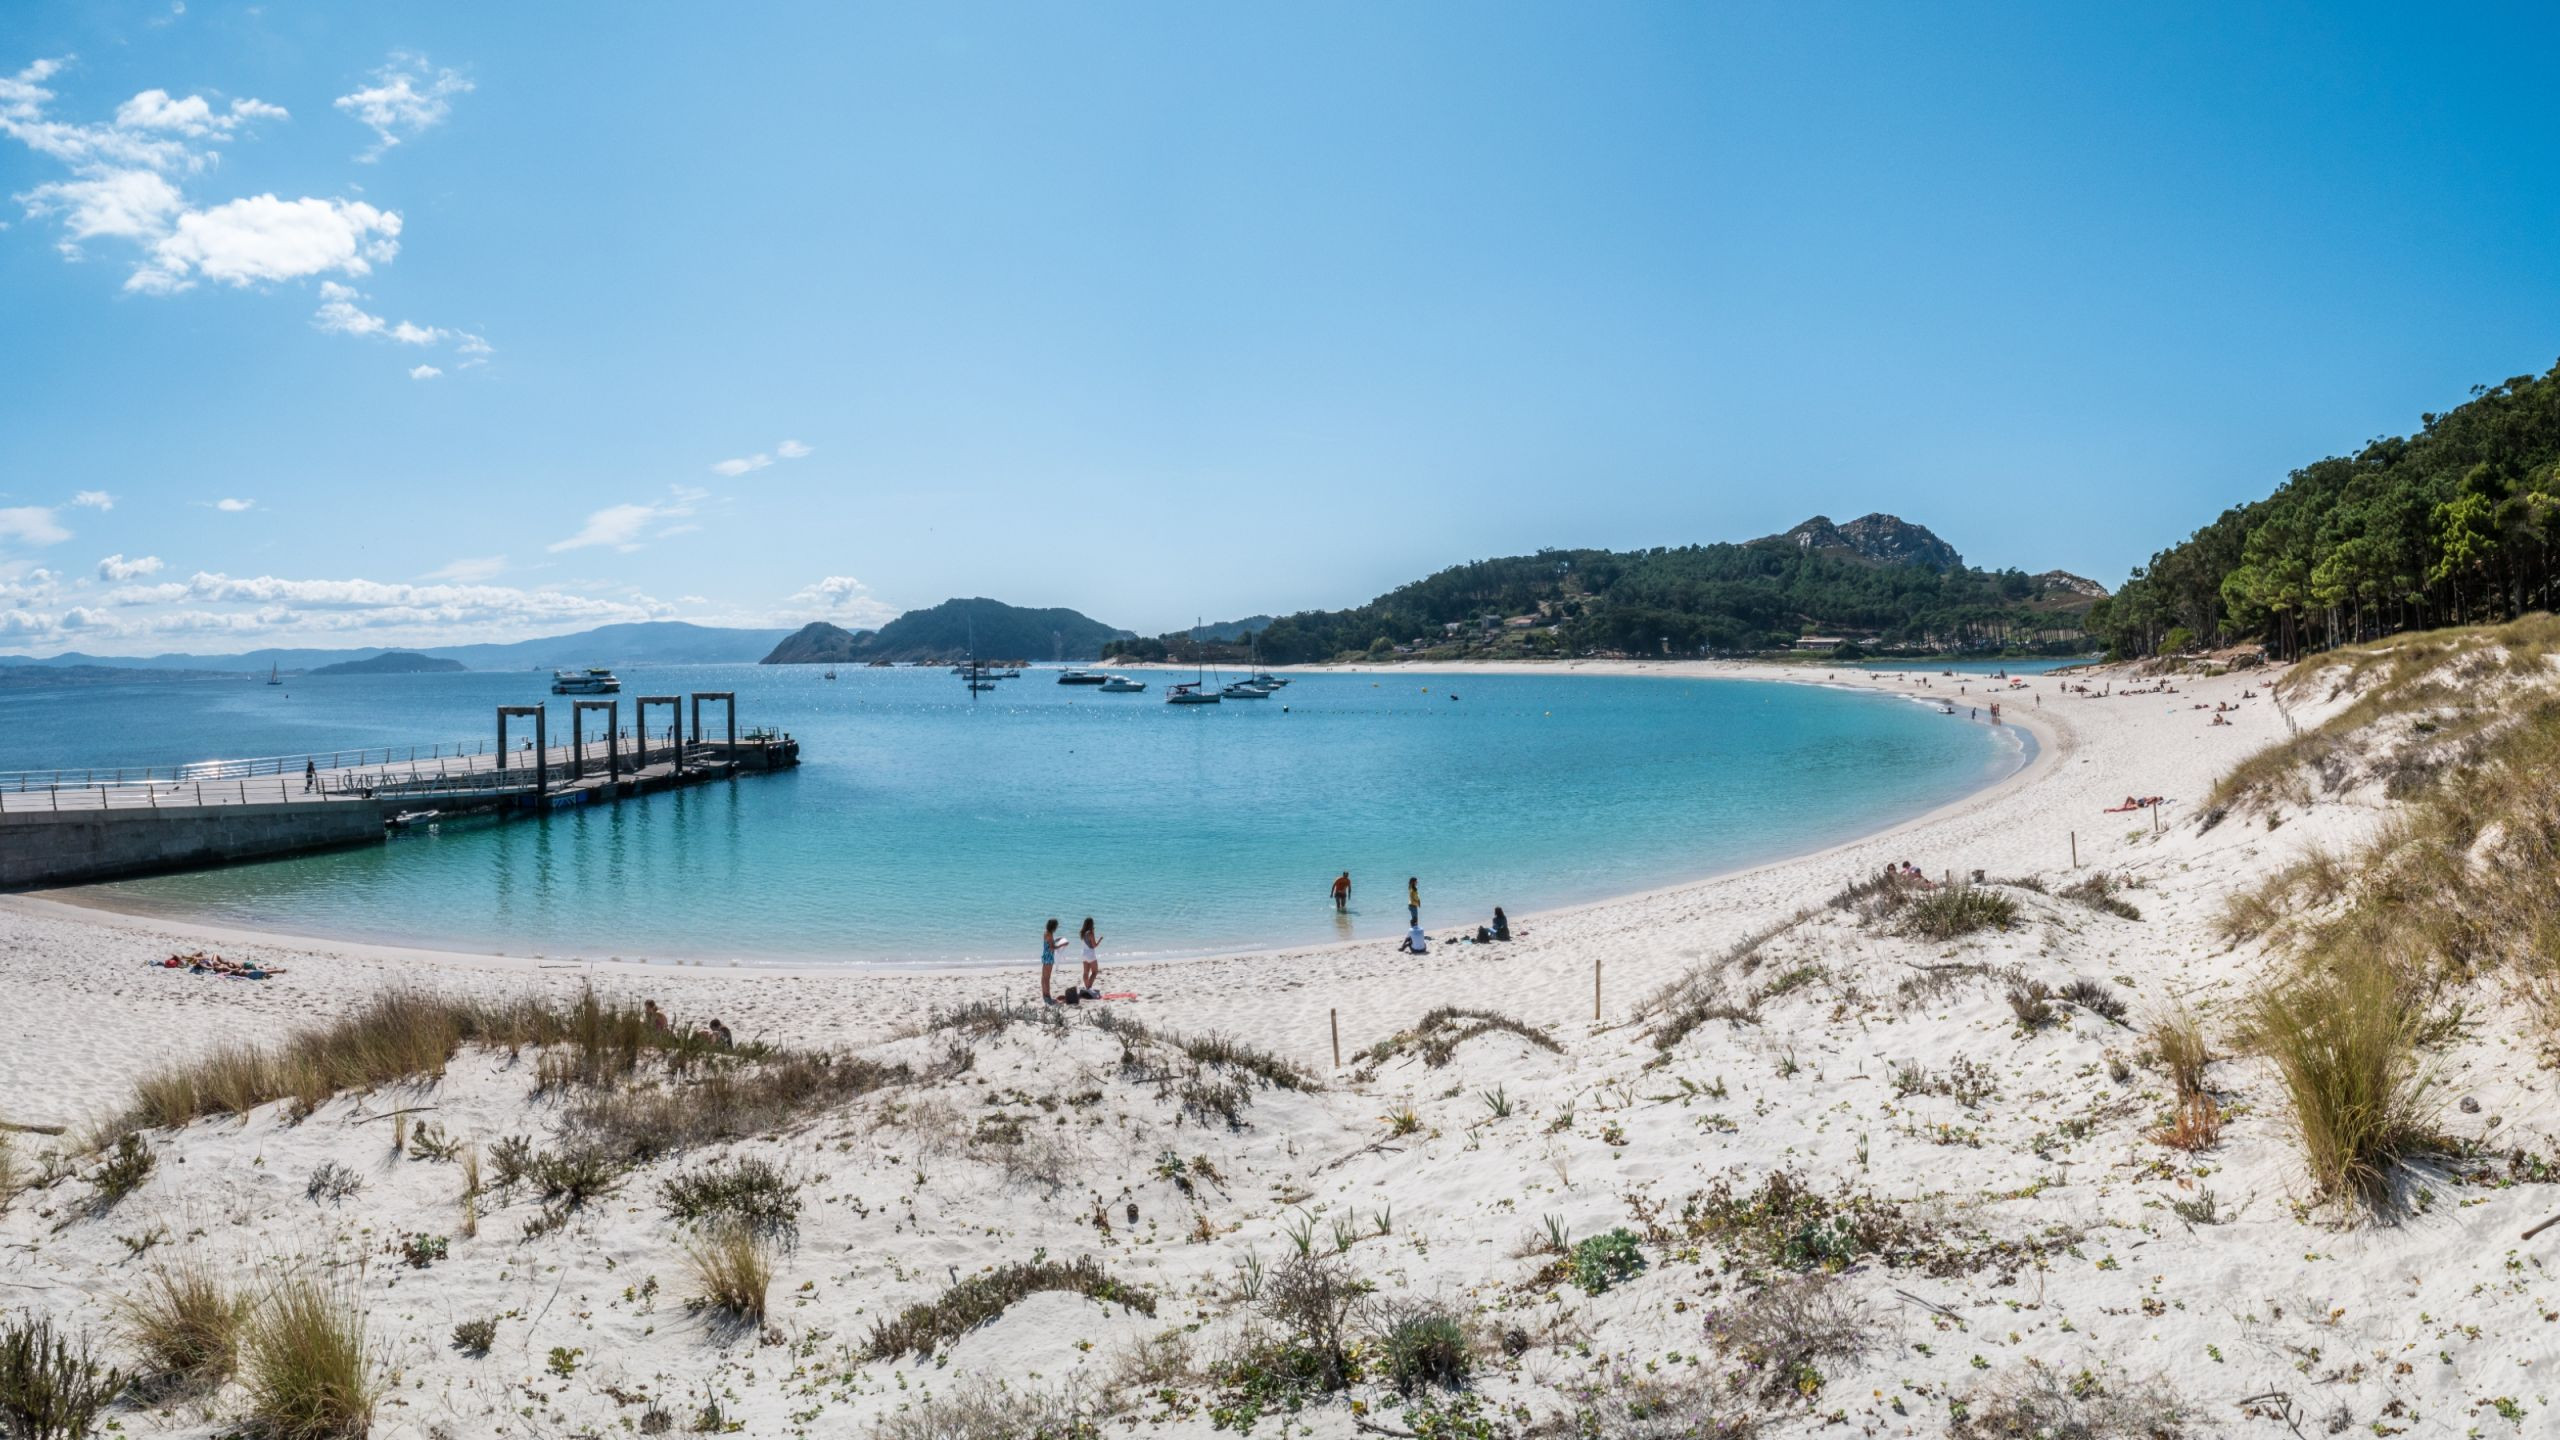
top-left (2094, 360), bottom-right (2560, 660)
top-left (761, 598), bottom-right (1132, 664)
top-left (306, 652), bottom-right (465, 677)
top-left (1108, 514), bottom-right (2095, 665)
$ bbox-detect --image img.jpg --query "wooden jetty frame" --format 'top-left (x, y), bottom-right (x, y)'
top-left (570, 699), bottom-right (621, 782)
top-left (494, 705), bottom-right (548, 798)
top-left (691, 691), bottom-right (736, 750)
top-left (636, 696), bottom-right (682, 776)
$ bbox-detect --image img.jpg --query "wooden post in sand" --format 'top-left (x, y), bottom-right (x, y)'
top-left (2070, 830), bottom-right (2078, 868)
top-left (1330, 1009), bottom-right (1340, 1070)
top-left (1594, 959), bottom-right (1603, 1021)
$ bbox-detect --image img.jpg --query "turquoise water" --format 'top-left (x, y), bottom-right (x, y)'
top-left (1, 666), bottom-right (2027, 965)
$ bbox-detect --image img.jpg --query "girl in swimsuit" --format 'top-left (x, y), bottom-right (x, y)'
top-left (1040, 918), bottom-right (1064, 1004)
top-left (1078, 917), bottom-right (1103, 999)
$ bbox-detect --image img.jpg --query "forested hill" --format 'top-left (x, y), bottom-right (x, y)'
top-left (1107, 516), bottom-right (2098, 664)
top-left (761, 599), bottom-right (1131, 663)
top-left (2092, 361), bottom-right (2560, 659)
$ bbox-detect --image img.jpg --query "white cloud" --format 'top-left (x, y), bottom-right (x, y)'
top-left (213, 497), bottom-right (254, 512)
top-left (547, 487), bottom-right (705, 553)
top-left (96, 553), bottom-right (162, 580)
top-left (4, 59), bottom-right (454, 328)
top-left (0, 506), bottom-right (70, 546)
top-left (312, 278), bottom-right (384, 336)
top-left (102, 581), bottom-right (187, 605)
top-left (334, 52), bottom-right (471, 161)
top-left (790, 574), bottom-right (897, 627)
top-left (70, 490), bottom-right (112, 510)
top-left (0, 567), bottom-right (681, 652)
top-left (19, 167), bottom-right (183, 245)
top-left (712, 439), bottom-right (814, 477)
top-left (549, 503), bottom-right (660, 553)
top-left (409, 364), bottom-right (442, 380)
top-left (133, 193), bottom-right (400, 293)
top-left (424, 555), bottom-right (504, 582)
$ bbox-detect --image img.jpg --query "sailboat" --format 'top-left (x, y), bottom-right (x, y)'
top-left (962, 612), bottom-right (998, 694)
top-left (266, 663), bottom-right (282, 686)
top-left (1166, 620), bottom-right (1221, 704)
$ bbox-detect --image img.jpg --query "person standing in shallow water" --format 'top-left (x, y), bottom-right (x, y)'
top-left (1039, 918), bottom-right (1066, 1005)
top-left (1332, 871), bottom-right (1352, 913)
top-left (1407, 876), bottom-right (1420, 925)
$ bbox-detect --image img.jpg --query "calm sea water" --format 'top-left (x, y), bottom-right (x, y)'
top-left (1, 665), bottom-right (2028, 965)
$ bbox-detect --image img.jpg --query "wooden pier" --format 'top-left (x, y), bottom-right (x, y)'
top-left (0, 692), bottom-right (799, 889)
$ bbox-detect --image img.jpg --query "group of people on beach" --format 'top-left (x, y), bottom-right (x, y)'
top-left (1038, 917), bottom-right (1106, 1005)
top-left (641, 998), bottom-right (734, 1048)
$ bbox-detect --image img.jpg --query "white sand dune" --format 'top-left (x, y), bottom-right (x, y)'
top-left (1, 658), bottom-right (2550, 1438)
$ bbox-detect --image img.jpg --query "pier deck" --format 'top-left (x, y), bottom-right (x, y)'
top-left (0, 697), bottom-right (798, 887)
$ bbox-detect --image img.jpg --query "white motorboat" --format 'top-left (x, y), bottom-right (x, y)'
top-left (551, 667), bottom-right (621, 695)
top-left (1098, 676), bottom-right (1146, 693)
top-left (1057, 670), bottom-right (1109, 685)
top-left (1221, 681), bottom-right (1272, 699)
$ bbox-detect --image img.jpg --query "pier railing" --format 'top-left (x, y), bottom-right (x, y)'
top-left (0, 727), bottom-right (697, 812)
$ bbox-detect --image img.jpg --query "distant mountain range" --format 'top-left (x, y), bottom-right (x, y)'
top-left (1774, 513), bottom-right (1966, 572)
top-left (0, 621), bottom-right (792, 674)
top-left (764, 598), bottom-right (1133, 664)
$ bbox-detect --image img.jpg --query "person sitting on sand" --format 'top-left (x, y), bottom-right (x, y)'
top-left (1078, 916), bottom-right (1103, 1000)
top-left (695, 1019), bottom-right (734, 1048)
top-left (1398, 924), bottom-right (1430, 955)
top-left (644, 1000), bottom-right (669, 1032)
top-left (1491, 906), bottom-right (1511, 941)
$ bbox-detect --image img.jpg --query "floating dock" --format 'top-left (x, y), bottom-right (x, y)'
top-left (0, 692), bottom-right (798, 889)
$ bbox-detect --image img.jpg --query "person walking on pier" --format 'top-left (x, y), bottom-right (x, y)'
top-left (303, 758), bottom-right (317, 794)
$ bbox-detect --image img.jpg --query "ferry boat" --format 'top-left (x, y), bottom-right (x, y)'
top-left (551, 667), bottom-right (621, 695)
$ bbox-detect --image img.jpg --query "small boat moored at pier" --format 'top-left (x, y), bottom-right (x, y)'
top-left (551, 668), bottom-right (621, 695)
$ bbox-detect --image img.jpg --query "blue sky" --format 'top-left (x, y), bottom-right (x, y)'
top-left (3, 1), bottom-right (2558, 655)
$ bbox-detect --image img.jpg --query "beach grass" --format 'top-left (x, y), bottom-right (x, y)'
top-left (117, 1254), bottom-right (246, 1393)
top-left (864, 1257), bottom-right (1152, 1361)
top-left (240, 1267), bottom-right (373, 1440)
top-left (2247, 954), bottom-right (2438, 1208)
top-left (682, 1222), bottom-right (774, 1327)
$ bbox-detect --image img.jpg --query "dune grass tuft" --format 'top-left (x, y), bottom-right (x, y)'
top-left (117, 1255), bottom-right (245, 1393)
top-left (2248, 954), bottom-right (2439, 1208)
top-left (683, 1223), bottom-right (774, 1327)
top-left (239, 1268), bottom-right (374, 1440)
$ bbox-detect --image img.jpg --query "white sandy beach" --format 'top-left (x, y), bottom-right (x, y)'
top-left (2, 656), bottom-right (2552, 1438)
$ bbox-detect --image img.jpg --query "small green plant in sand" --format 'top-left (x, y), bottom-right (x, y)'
top-left (1570, 1229), bottom-right (1645, 1294)
top-left (451, 1316), bottom-right (497, 1357)
top-left (87, 1133), bottom-right (154, 1212)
